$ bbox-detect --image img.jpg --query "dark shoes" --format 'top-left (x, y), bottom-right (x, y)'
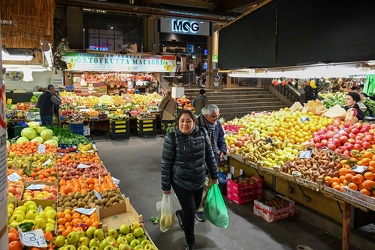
top-left (185, 243), bottom-right (195, 250)
top-left (195, 211), bottom-right (206, 222)
top-left (176, 210), bottom-right (184, 230)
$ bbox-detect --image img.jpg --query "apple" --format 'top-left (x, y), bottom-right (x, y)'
top-left (64, 245), bottom-right (77, 250)
top-left (105, 236), bottom-right (116, 245)
top-left (90, 247), bottom-right (100, 250)
top-left (107, 229), bottom-right (118, 239)
top-left (327, 142), bottom-right (336, 150)
top-left (25, 210), bottom-right (38, 220)
top-left (117, 236), bottom-right (128, 245)
top-left (78, 237), bottom-right (90, 246)
top-left (86, 226), bottom-right (97, 239)
top-left (340, 136), bottom-right (348, 144)
top-left (23, 200), bottom-right (37, 209)
top-left (103, 246), bottom-right (117, 250)
top-left (332, 138), bottom-right (341, 147)
top-left (9, 214), bottom-right (24, 223)
top-left (352, 128), bottom-right (360, 134)
top-left (119, 224), bottom-right (131, 235)
top-left (55, 235), bottom-right (66, 248)
top-left (77, 246), bottom-right (90, 250)
top-left (14, 206), bottom-right (27, 213)
top-left (363, 141), bottom-right (372, 149)
top-left (118, 243), bottom-right (130, 250)
top-left (13, 210), bottom-right (26, 217)
top-left (133, 227), bottom-right (144, 238)
top-left (45, 209), bottom-right (57, 219)
top-left (141, 240), bottom-right (151, 247)
top-left (125, 233), bottom-right (135, 244)
top-left (89, 238), bottom-right (100, 248)
top-left (130, 239), bottom-right (140, 248)
top-left (94, 229), bottom-right (104, 241)
top-left (137, 235), bottom-right (147, 243)
top-left (313, 136), bottom-right (320, 143)
top-left (99, 239), bottom-right (111, 250)
top-left (134, 246), bottom-right (143, 250)
top-left (315, 143), bottom-right (323, 148)
top-left (353, 143), bottom-right (362, 150)
top-left (67, 232), bottom-right (80, 245)
top-left (320, 139), bottom-right (328, 146)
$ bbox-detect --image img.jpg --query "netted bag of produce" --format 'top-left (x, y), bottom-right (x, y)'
top-left (345, 108), bottom-right (359, 124)
top-left (322, 104), bottom-right (347, 119)
top-left (302, 100), bottom-right (327, 115)
top-left (204, 184), bottom-right (229, 228)
top-left (290, 102), bottom-right (303, 113)
top-left (157, 193), bottom-right (174, 232)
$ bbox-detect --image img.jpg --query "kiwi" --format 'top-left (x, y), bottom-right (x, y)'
top-left (78, 201), bottom-right (85, 207)
top-left (101, 192), bottom-right (108, 198)
top-left (73, 192), bottom-right (81, 200)
top-left (65, 201), bottom-right (72, 208)
top-left (101, 198), bottom-right (108, 205)
top-left (94, 200), bottom-right (101, 205)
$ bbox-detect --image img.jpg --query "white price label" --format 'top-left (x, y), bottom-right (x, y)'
top-left (38, 205), bottom-right (43, 213)
top-left (94, 190), bottom-right (102, 201)
top-left (42, 159), bottom-right (52, 166)
top-left (351, 165), bottom-right (368, 174)
top-left (77, 163), bottom-right (91, 169)
top-left (299, 150), bottom-right (312, 159)
top-left (26, 184), bottom-right (45, 190)
top-left (112, 177), bottom-right (120, 187)
top-left (7, 172), bottom-right (21, 182)
top-left (18, 228), bottom-right (47, 248)
top-left (338, 128), bottom-right (346, 135)
top-left (37, 144), bottom-right (46, 153)
top-left (74, 208), bottom-right (96, 215)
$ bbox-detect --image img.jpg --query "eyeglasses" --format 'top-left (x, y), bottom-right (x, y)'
top-left (208, 114), bottom-right (220, 119)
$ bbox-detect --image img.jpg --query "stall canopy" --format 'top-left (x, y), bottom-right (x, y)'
top-left (219, 0), bottom-right (375, 70)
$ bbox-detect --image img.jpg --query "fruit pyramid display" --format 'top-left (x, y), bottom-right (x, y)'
top-left (6, 124), bottom-right (157, 250)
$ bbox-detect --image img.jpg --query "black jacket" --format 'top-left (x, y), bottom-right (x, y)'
top-left (161, 125), bottom-right (218, 191)
top-left (37, 91), bottom-right (61, 116)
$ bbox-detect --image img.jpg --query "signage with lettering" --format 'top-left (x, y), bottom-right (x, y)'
top-left (62, 52), bottom-right (176, 72)
top-left (159, 17), bottom-right (211, 36)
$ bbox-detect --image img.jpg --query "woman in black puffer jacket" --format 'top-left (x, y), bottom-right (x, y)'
top-left (161, 110), bottom-right (218, 250)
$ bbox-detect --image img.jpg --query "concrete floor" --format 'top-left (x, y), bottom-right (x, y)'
top-left (95, 136), bottom-right (361, 250)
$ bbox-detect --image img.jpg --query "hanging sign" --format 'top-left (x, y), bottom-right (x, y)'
top-left (62, 52), bottom-right (176, 73)
top-left (159, 17), bottom-right (211, 36)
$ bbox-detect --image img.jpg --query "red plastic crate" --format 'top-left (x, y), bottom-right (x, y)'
top-left (227, 176), bottom-right (263, 196)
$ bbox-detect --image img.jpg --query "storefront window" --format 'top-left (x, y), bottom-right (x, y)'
top-left (83, 12), bottom-right (143, 52)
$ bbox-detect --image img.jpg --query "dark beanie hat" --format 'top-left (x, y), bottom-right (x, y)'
top-left (200, 89), bottom-right (206, 95)
top-left (347, 92), bottom-right (361, 102)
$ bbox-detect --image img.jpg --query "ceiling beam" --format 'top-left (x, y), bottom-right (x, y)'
top-left (221, 0), bottom-right (265, 13)
top-left (146, 0), bottom-right (214, 10)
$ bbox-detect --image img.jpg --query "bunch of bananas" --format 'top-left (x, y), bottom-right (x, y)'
top-left (78, 142), bottom-right (93, 153)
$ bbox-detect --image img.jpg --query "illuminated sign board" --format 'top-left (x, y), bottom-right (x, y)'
top-left (159, 17), bottom-right (211, 36)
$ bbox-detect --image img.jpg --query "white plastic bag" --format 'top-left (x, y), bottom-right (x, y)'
top-left (158, 193), bottom-right (174, 232)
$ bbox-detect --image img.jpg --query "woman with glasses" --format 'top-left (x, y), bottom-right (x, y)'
top-left (161, 110), bottom-right (218, 250)
top-left (195, 104), bottom-right (227, 222)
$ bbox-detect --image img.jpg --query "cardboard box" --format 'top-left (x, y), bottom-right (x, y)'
top-left (253, 195), bottom-right (295, 222)
top-left (20, 182), bottom-right (58, 206)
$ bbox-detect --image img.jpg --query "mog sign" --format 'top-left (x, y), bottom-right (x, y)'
top-left (159, 17), bottom-right (211, 36)
top-left (172, 19), bottom-right (200, 34)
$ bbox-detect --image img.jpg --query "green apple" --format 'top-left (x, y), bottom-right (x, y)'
top-left (118, 243), bottom-right (130, 250)
top-left (144, 244), bottom-right (155, 250)
top-left (25, 210), bottom-right (38, 220)
top-left (26, 204), bottom-right (38, 212)
top-left (107, 228), bottom-right (118, 239)
top-left (137, 235), bottom-right (147, 243)
top-left (8, 207), bottom-right (14, 215)
top-left (133, 227), bottom-right (144, 238)
top-left (47, 218), bottom-right (55, 224)
top-left (116, 236), bottom-right (128, 245)
top-left (9, 214), bottom-right (24, 223)
top-left (130, 239), bottom-right (140, 248)
top-left (12, 209), bottom-right (25, 217)
top-left (45, 226), bottom-right (55, 232)
top-left (77, 230), bottom-right (86, 239)
top-left (86, 226), bottom-right (97, 239)
top-left (55, 235), bottom-right (66, 248)
top-left (45, 209), bottom-right (57, 219)
top-left (105, 236), bottom-right (116, 245)
top-left (103, 246), bottom-right (117, 250)
top-left (9, 221), bottom-right (20, 227)
top-left (67, 232), bottom-right (80, 245)
top-left (90, 246), bottom-right (100, 250)
top-left (119, 224), bottom-right (130, 235)
top-left (44, 206), bottom-right (55, 212)
top-left (125, 233), bottom-right (135, 244)
top-left (134, 245), bottom-right (143, 250)
top-left (89, 238), bottom-right (100, 248)
top-left (35, 217), bottom-right (47, 229)
top-left (99, 239), bottom-right (111, 250)
top-left (64, 245), bottom-right (77, 250)
top-left (36, 212), bottom-right (48, 221)
top-left (8, 203), bottom-right (15, 210)
top-left (15, 205), bottom-right (27, 213)
top-left (141, 240), bottom-right (150, 247)
top-left (77, 245), bottom-right (90, 250)
top-left (94, 229), bottom-right (104, 241)
top-left (78, 237), bottom-right (90, 247)
top-left (131, 221), bottom-right (140, 231)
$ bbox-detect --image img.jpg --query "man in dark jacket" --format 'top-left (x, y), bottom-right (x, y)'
top-left (36, 84), bottom-right (61, 127)
top-left (193, 89), bottom-right (208, 115)
top-left (195, 104), bottom-right (227, 222)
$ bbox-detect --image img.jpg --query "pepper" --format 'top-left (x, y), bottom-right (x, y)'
top-left (18, 221), bottom-right (35, 232)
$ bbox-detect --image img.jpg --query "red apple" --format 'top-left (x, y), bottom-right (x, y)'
top-left (313, 136), bottom-right (321, 143)
top-left (353, 143), bottom-right (362, 150)
top-left (352, 128), bottom-right (360, 134)
top-left (340, 136), bottom-right (348, 143)
top-left (332, 138), bottom-right (341, 147)
top-left (315, 143), bottom-right (323, 148)
top-left (344, 122), bottom-right (351, 128)
top-left (343, 150), bottom-right (350, 156)
top-left (362, 141), bottom-right (372, 149)
top-left (321, 139), bottom-right (328, 146)
top-left (327, 142), bottom-right (336, 150)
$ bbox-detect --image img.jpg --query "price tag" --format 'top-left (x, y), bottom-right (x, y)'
top-left (37, 144), bottom-right (46, 153)
top-left (26, 184), bottom-right (45, 190)
top-left (42, 159), bottom-right (52, 166)
top-left (7, 172), bottom-right (21, 182)
top-left (74, 208), bottom-right (96, 215)
top-left (337, 128), bottom-right (346, 135)
top-left (18, 228), bottom-right (47, 248)
top-left (77, 163), bottom-right (91, 169)
top-left (112, 177), bottom-right (120, 187)
top-left (300, 117), bottom-right (310, 123)
top-left (265, 137), bottom-right (273, 144)
top-left (38, 205), bottom-right (43, 213)
top-left (350, 165), bottom-right (368, 174)
top-left (94, 190), bottom-right (102, 201)
top-left (299, 150), bottom-right (312, 159)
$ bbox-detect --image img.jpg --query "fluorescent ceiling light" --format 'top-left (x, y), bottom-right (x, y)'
top-left (2, 50), bottom-right (33, 61)
top-left (3, 64), bottom-right (50, 72)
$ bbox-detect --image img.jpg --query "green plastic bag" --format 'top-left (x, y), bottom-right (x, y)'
top-left (204, 184), bottom-right (229, 228)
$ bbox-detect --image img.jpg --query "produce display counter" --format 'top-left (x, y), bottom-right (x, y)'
top-left (228, 155), bottom-right (374, 250)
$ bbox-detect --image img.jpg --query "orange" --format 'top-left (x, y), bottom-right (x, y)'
top-left (64, 214), bottom-right (72, 222)
top-left (57, 212), bottom-right (65, 219)
top-left (333, 184), bottom-right (343, 191)
top-left (8, 232), bottom-right (18, 243)
top-left (72, 213), bottom-right (81, 219)
top-left (339, 168), bottom-right (349, 176)
top-left (57, 218), bottom-right (66, 225)
top-left (332, 177), bottom-right (341, 184)
top-left (363, 180), bottom-right (375, 190)
top-left (364, 172), bottom-right (375, 181)
top-left (360, 189), bottom-right (371, 196)
top-left (44, 232), bottom-right (54, 241)
top-left (345, 173), bottom-right (353, 182)
top-left (348, 183), bottom-right (358, 191)
top-left (352, 174), bottom-right (363, 185)
top-left (9, 241), bottom-right (23, 250)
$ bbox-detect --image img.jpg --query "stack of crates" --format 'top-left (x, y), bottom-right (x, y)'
top-left (14, 125), bottom-right (23, 137)
top-left (69, 123), bottom-right (84, 136)
top-left (110, 120), bottom-right (130, 139)
top-left (227, 176), bottom-right (263, 205)
top-left (137, 117), bottom-right (156, 137)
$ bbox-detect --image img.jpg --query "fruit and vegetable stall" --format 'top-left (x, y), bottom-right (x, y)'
top-left (222, 105), bottom-right (375, 249)
top-left (6, 123), bottom-right (158, 250)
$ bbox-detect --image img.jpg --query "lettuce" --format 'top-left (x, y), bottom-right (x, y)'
top-left (40, 129), bottom-right (53, 141)
top-left (16, 137), bottom-right (29, 144)
top-left (21, 128), bottom-right (37, 140)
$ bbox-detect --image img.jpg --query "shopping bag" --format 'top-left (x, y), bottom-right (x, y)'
top-left (204, 184), bottom-right (229, 228)
top-left (322, 104), bottom-right (347, 120)
top-left (290, 102), bottom-right (303, 113)
top-left (158, 193), bottom-right (174, 232)
top-left (345, 108), bottom-right (359, 125)
top-left (302, 100), bottom-right (327, 115)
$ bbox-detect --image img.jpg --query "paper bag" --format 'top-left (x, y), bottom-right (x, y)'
top-left (345, 108), bottom-right (359, 125)
top-left (322, 104), bottom-right (347, 120)
top-left (290, 102), bottom-right (303, 113)
top-left (302, 100), bottom-right (327, 115)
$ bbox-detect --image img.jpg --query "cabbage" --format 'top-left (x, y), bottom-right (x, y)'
top-left (21, 128), bottom-right (37, 140)
top-left (40, 129), bottom-right (53, 141)
top-left (31, 137), bottom-right (44, 144)
top-left (35, 126), bottom-right (47, 134)
top-left (51, 136), bottom-right (59, 142)
top-left (27, 122), bottom-right (40, 129)
top-left (44, 139), bottom-right (58, 147)
top-left (16, 137), bottom-right (29, 144)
